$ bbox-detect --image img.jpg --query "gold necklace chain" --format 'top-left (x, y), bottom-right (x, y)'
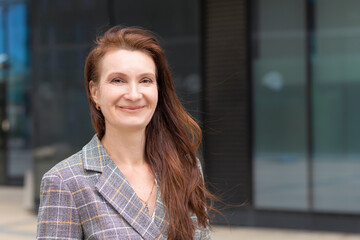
top-left (139, 179), bottom-right (156, 211)
top-left (102, 141), bottom-right (156, 211)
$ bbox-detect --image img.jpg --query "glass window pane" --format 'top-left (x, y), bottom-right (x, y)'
top-left (253, 0), bottom-right (308, 210)
top-left (5, 2), bottom-right (32, 180)
top-left (313, 0), bottom-right (360, 213)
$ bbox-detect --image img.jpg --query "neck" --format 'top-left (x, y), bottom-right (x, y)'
top-left (101, 125), bottom-right (146, 167)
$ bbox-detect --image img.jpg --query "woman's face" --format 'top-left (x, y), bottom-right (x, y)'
top-left (90, 49), bottom-right (158, 133)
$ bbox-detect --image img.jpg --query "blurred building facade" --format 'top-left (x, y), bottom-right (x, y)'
top-left (0, 0), bottom-right (359, 233)
top-left (0, 0), bottom-right (30, 185)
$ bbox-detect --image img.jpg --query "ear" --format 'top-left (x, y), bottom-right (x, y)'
top-left (89, 81), bottom-right (99, 105)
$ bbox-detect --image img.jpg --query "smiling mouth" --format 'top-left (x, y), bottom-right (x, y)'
top-left (119, 106), bottom-right (145, 112)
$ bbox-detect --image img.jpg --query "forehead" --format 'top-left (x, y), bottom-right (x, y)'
top-left (99, 49), bottom-right (156, 77)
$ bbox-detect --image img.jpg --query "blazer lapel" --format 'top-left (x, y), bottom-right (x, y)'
top-left (83, 135), bottom-right (165, 240)
top-left (152, 185), bottom-right (169, 236)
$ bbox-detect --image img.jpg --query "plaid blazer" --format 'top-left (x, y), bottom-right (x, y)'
top-left (37, 134), bottom-right (211, 240)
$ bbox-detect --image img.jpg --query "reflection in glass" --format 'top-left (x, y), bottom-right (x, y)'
top-left (313, 0), bottom-right (360, 213)
top-left (6, 3), bottom-right (32, 180)
top-left (253, 0), bottom-right (308, 210)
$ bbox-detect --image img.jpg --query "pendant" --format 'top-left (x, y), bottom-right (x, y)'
top-left (144, 204), bottom-right (149, 212)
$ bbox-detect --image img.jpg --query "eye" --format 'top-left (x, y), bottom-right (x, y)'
top-left (111, 78), bottom-right (124, 83)
top-left (140, 78), bottom-right (154, 84)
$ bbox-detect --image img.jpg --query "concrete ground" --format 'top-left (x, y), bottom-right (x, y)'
top-left (1, 186), bottom-right (360, 240)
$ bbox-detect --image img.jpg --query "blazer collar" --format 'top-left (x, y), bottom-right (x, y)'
top-left (82, 134), bottom-right (166, 240)
top-left (82, 134), bottom-right (109, 173)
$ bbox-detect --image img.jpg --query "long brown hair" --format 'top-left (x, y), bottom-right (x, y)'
top-left (84, 26), bottom-right (214, 239)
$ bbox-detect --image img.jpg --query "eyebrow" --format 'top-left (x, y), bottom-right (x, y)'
top-left (107, 72), bottom-right (156, 79)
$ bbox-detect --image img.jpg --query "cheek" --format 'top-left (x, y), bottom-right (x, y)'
top-left (99, 87), bottom-right (122, 104)
top-left (145, 86), bottom-right (158, 106)
top-left (152, 90), bottom-right (159, 106)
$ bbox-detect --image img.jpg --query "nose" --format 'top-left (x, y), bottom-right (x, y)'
top-left (125, 82), bottom-right (142, 101)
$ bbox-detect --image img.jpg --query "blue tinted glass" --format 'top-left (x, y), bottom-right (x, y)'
top-left (0, 6), bottom-right (4, 54)
top-left (6, 2), bottom-right (31, 179)
top-left (8, 3), bottom-right (28, 70)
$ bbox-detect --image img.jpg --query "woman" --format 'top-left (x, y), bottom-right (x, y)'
top-left (37, 26), bottom-right (213, 240)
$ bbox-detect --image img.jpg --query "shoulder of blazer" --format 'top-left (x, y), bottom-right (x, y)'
top-left (42, 134), bottom-right (101, 184)
top-left (46, 134), bottom-right (107, 175)
top-left (44, 150), bottom-right (84, 178)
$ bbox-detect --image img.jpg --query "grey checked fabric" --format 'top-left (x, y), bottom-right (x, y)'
top-left (37, 134), bottom-right (211, 240)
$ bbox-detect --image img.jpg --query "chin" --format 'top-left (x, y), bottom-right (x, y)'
top-left (118, 122), bottom-right (149, 131)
